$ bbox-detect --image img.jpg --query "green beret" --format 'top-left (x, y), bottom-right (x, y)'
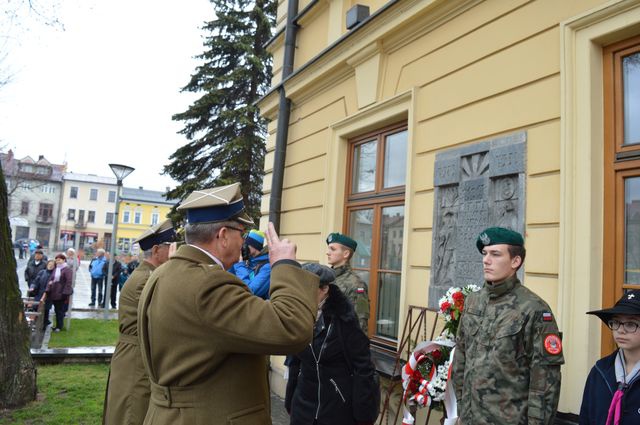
top-left (326, 232), bottom-right (357, 251)
top-left (476, 227), bottom-right (524, 253)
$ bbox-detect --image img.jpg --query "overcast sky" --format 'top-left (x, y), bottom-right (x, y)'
top-left (0, 0), bottom-right (214, 192)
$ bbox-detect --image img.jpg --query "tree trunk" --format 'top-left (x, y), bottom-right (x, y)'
top-left (0, 164), bottom-right (36, 408)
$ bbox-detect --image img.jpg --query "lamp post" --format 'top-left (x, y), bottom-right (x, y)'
top-left (104, 163), bottom-right (134, 319)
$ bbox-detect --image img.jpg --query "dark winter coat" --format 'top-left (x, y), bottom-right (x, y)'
top-left (30, 268), bottom-right (53, 301)
top-left (24, 258), bottom-right (47, 284)
top-left (46, 265), bottom-right (73, 301)
top-left (285, 284), bottom-right (380, 425)
top-left (579, 350), bottom-right (640, 424)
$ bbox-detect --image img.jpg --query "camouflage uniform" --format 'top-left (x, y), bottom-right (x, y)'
top-left (333, 263), bottom-right (370, 331)
top-left (451, 275), bottom-right (564, 424)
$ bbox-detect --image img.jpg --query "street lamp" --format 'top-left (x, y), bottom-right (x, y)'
top-left (104, 163), bottom-right (134, 319)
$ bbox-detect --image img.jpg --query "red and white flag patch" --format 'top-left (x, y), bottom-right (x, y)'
top-left (542, 312), bottom-right (553, 322)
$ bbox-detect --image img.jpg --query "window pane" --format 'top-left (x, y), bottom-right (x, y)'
top-left (625, 176), bottom-right (640, 285)
top-left (108, 191), bottom-right (116, 203)
top-left (380, 205), bottom-right (404, 271)
top-left (623, 52), bottom-right (640, 145)
top-left (349, 209), bottom-right (373, 268)
top-left (376, 272), bottom-right (401, 339)
top-left (383, 130), bottom-right (407, 188)
top-left (352, 140), bottom-right (377, 193)
top-left (90, 188), bottom-right (98, 201)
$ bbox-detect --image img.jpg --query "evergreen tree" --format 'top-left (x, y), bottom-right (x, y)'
top-left (165, 0), bottom-right (275, 222)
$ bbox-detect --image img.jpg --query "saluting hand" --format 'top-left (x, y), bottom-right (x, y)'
top-left (266, 222), bottom-right (297, 265)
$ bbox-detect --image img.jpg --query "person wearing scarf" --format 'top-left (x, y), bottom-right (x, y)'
top-left (45, 253), bottom-right (74, 332)
top-left (580, 290), bottom-right (640, 424)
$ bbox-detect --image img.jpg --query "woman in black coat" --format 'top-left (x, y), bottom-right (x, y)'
top-left (285, 264), bottom-right (379, 425)
top-left (30, 259), bottom-right (54, 301)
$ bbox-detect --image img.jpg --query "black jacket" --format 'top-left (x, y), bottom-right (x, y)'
top-left (30, 268), bottom-right (52, 301)
top-left (579, 350), bottom-right (640, 424)
top-left (285, 284), bottom-right (379, 425)
top-left (25, 258), bottom-right (47, 284)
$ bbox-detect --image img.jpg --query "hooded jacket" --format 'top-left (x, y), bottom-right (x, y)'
top-left (285, 284), bottom-right (379, 425)
top-left (579, 350), bottom-right (640, 424)
top-left (232, 250), bottom-right (271, 299)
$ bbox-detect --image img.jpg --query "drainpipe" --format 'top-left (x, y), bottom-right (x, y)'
top-left (268, 0), bottom-right (298, 232)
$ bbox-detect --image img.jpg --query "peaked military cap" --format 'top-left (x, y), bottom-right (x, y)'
top-left (326, 232), bottom-right (357, 251)
top-left (177, 183), bottom-right (254, 226)
top-left (587, 290), bottom-right (640, 323)
top-left (476, 226), bottom-right (524, 253)
top-left (135, 219), bottom-right (177, 251)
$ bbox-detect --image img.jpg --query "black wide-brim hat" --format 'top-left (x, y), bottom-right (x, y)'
top-left (587, 290), bottom-right (640, 323)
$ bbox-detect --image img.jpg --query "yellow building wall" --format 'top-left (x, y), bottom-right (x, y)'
top-left (259, 0), bottom-right (638, 414)
top-left (116, 201), bottom-right (172, 253)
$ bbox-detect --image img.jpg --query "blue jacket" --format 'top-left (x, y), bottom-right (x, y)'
top-left (89, 256), bottom-right (107, 279)
top-left (579, 350), bottom-right (640, 424)
top-left (232, 252), bottom-right (271, 299)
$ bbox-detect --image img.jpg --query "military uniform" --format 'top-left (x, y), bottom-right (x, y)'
top-left (451, 275), bottom-right (564, 424)
top-left (103, 261), bottom-right (156, 425)
top-left (333, 263), bottom-right (370, 331)
top-left (138, 245), bottom-right (317, 425)
top-left (103, 218), bottom-right (176, 425)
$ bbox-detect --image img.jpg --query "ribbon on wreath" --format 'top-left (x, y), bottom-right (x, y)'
top-left (401, 340), bottom-right (458, 425)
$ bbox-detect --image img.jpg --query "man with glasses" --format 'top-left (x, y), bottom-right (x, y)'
top-left (582, 290), bottom-right (640, 424)
top-left (452, 227), bottom-right (564, 425)
top-left (137, 183), bottom-right (318, 425)
top-left (103, 219), bottom-right (176, 425)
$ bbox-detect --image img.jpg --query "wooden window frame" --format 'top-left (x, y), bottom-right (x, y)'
top-left (345, 122), bottom-right (407, 347)
top-left (603, 35), bottom-right (640, 355)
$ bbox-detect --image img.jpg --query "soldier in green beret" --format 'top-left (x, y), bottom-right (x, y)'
top-left (451, 227), bottom-right (564, 424)
top-left (326, 232), bottom-right (370, 332)
top-left (103, 219), bottom-right (176, 425)
top-left (137, 183), bottom-right (318, 424)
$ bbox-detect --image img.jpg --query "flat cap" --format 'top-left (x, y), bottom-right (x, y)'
top-left (177, 183), bottom-right (253, 226)
top-left (302, 263), bottom-right (336, 286)
top-left (135, 219), bottom-right (177, 251)
top-left (326, 232), bottom-right (357, 251)
top-left (476, 227), bottom-right (524, 253)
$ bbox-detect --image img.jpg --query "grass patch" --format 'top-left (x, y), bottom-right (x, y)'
top-left (48, 319), bottom-right (118, 348)
top-left (0, 364), bottom-right (109, 425)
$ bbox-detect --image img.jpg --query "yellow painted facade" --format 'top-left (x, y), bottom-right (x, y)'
top-left (258, 0), bottom-right (640, 415)
top-left (115, 188), bottom-right (174, 254)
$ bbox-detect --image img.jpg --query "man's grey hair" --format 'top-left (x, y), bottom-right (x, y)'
top-left (185, 220), bottom-right (240, 245)
top-left (142, 249), bottom-right (153, 259)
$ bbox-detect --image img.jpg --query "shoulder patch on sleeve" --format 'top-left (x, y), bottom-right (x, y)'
top-left (543, 333), bottom-right (562, 355)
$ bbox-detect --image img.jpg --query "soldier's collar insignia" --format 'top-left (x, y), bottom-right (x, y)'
top-left (480, 233), bottom-right (490, 245)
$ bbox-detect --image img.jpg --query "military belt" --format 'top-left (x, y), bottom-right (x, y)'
top-left (149, 380), bottom-right (208, 408)
top-left (118, 332), bottom-right (138, 346)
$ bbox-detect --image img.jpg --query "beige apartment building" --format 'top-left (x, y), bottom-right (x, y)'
top-left (258, 0), bottom-right (640, 417)
top-left (58, 172), bottom-right (118, 252)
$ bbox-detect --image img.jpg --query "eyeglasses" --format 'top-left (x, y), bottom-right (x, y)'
top-left (607, 319), bottom-right (640, 333)
top-left (225, 225), bottom-right (245, 235)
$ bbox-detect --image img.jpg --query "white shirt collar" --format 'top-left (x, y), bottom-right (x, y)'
top-left (188, 244), bottom-right (224, 268)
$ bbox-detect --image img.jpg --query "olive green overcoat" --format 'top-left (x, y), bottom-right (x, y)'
top-left (103, 260), bottom-right (156, 425)
top-left (138, 245), bottom-right (318, 425)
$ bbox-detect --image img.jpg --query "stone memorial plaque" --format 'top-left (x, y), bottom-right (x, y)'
top-left (428, 132), bottom-right (526, 308)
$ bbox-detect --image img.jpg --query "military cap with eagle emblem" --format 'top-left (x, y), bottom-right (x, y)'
top-left (177, 182), bottom-right (254, 226)
top-left (476, 226), bottom-right (524, 253)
